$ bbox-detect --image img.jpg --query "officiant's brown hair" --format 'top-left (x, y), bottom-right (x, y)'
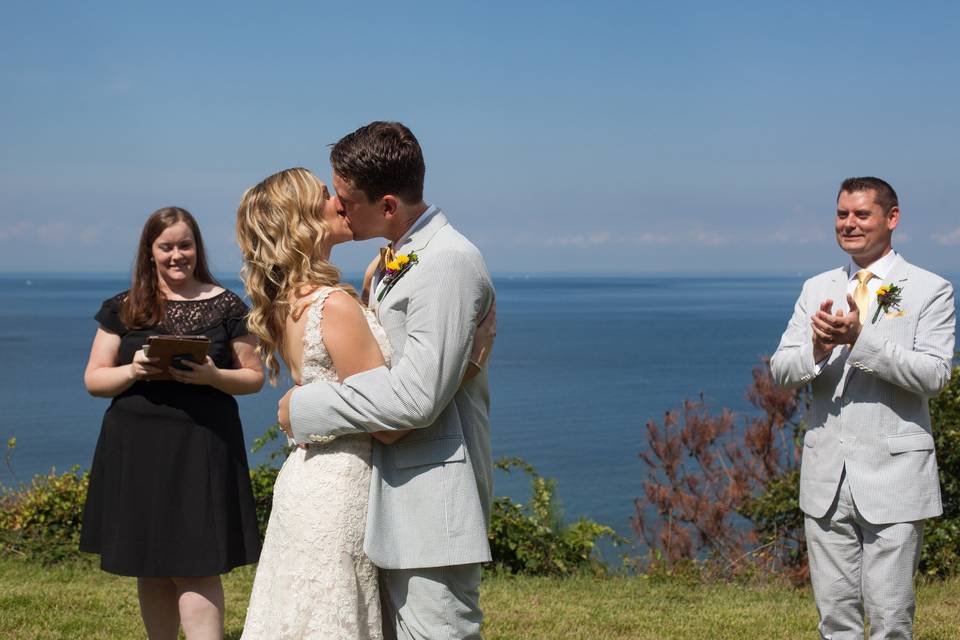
top-left (121, 207), bottom-right (218, 329)
top-left (329, 121), bottom-right (425, 204)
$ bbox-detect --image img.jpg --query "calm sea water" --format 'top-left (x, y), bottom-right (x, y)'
top-left (2, 272), bottom-right (957, 557)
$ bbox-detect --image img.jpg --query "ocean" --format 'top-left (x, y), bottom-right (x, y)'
top-left (2, 272), bottom-right (957, 559)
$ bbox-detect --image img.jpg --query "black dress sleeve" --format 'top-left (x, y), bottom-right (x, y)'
top-left (94, 292), bottom-right (128, 336)
top-left (223, 290), bottom-right (252, 341)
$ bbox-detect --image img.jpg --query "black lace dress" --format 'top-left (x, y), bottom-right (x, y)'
top-left (80, 290), bottom-right (262, 577)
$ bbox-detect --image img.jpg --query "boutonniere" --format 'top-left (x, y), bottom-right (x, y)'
top-left (377, 252), bottom-right (419, 302)
top-left (872, 284), bottom-right (903, 322)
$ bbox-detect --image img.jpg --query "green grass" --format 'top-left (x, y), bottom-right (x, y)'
top-left (1, 559), bottom-right (959, 639)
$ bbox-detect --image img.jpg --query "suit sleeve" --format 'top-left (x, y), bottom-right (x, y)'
top-left (770, 281), bottom-right (820, 390)
top-left (847, 279), bottom-right (955, 397)
top-left (289, 251), bottom-right (491, 440)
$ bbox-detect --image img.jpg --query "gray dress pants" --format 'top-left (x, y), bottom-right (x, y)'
top-left (805, 471), bottom-right (923, 639)
top-left (380, 564), bottom-right (483, 640)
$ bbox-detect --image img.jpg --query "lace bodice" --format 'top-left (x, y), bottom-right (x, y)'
top-left (301, 286), bottom-right (393, 383)
top-left (106, 289), bottom-right (248, 335)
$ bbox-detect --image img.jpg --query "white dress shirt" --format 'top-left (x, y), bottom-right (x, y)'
top-left (843, 249), bottom-right (899, 308)
top-left (371, 204), bottom-right (439, 304)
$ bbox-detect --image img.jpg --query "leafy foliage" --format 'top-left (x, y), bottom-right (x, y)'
top-left (250, 422), bottom-right (295, 463)
top-left (489, 457), bottom-right (622, 576)
top-left (247, 430), bottom-right (622, 577)
top-left (0, 465), bottom-right (92, 564)
top-left (248, 464), bottom-right (280, 539)
top-left (247, 421), bottom-right (291, 538)
top-left (921, 365), bottom-right (960, 577)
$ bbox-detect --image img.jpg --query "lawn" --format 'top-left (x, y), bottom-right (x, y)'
top-left (1, 559), bottom-right (959, 639)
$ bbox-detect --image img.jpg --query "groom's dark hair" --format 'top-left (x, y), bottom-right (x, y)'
top-left (838, 177), bottom-right (899, 214)
top-left (330, 121), bottom-right (425, 204)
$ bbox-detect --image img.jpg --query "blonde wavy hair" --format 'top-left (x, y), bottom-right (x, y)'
top-left (236, 167), bottom-right (358, 384)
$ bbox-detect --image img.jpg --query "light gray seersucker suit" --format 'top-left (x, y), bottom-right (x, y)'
top-left (289, 207), bottom-right (494, 571)
top-left (770, 254), bottom-right (954, 524)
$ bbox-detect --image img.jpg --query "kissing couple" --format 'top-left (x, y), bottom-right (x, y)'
top-left (234, 121), bottom-right (497, 639)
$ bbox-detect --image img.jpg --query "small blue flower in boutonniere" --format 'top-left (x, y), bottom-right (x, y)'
top-left (377, 252), bottom-right (419, 302)
top-left (872, 283), bottom-right (903, 323)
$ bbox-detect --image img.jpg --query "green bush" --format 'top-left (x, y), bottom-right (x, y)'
top-left (921, 364), bottom-right (960, 578)
top-left (0, 465), bottom-right (91, 564)
top-left (738, 469), bottom-right (806, 575)
top-left (247, 446), bottom-right (622, 578)
top-left (249, 464), bottom-right (279, 539)
top-left (488, 457), bottom-right (621, 577)
top-left (246, 421), bottom-right (294, 538)
top-left (0, 463), bottom-right (279, 563)
top-left (2, 427), bottom-right (617, 580)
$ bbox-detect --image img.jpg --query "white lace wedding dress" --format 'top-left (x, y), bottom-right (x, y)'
top-left (241, 287), bottom-right (390, 639)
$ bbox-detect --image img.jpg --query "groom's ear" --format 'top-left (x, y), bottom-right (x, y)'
top-left (382, 194), bottom-right (399, 218)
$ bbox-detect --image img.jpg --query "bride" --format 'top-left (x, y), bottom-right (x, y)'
top-left (234, 167), bottom-right (493, 639)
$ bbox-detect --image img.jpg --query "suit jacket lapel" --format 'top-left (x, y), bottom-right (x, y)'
top-left (375, 209), bottom-right (450, 309)
top-left (881, 254), bottom-right (910, 292)
top-left (397, 209), bottom-right (448, 255)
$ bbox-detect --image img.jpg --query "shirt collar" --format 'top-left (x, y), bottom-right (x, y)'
top-left (846, 250), bottom-right (898, 282)
top-left (392, 203), bottom-right (438, 251)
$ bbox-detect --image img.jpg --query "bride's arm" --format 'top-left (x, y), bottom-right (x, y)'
top-left (321, 290), bottom-right (410, 444)
top-left (286, 252), bottom-right (492, 441)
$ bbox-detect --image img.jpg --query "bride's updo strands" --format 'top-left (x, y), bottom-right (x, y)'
top-left (236, 167), bottom-right (357, 384)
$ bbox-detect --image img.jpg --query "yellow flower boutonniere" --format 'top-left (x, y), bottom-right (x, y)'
top-left (378, 252), bottom-right (419, 302)
top-left (872, 284), bottom-right (903, 323)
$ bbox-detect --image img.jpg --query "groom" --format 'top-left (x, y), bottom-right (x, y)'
top-left (279, 121), bottom-right (494, 640)
top-left (771, 177), bottom-right (955, 638)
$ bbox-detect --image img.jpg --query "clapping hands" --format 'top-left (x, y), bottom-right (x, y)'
top-left (811, 295), bottom-right (863, 362)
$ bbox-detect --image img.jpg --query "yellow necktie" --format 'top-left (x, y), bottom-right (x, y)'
top-left (853, 269), bottom-right (874, 319)
top-left (378, 243), bottom-right (395, 273)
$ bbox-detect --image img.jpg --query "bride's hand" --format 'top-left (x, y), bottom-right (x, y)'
top-left (278, 387), bottom-right (295, 436)
top-left (463, 299), bottom-right (496, 383)
top-left (472, 298), bottom-right (496, 368)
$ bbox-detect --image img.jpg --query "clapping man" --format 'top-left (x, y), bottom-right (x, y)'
top-left (771, 177), bottom-right (955, 639)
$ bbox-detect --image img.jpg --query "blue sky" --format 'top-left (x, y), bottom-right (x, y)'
top-left (1, 1), bottom-right (958, 275)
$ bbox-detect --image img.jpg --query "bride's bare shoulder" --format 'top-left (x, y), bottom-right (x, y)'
top-left (287, 283), bottom-right (342, 321)
top-left (318, 288), bottom-right (363, 316)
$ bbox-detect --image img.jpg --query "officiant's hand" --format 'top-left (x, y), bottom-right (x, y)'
top-left (129, 348), bottom-right (162, 380)
top-left (278, 387), bottom-right (294, 436)
top-left (169, 356), bottom-right (221, 386)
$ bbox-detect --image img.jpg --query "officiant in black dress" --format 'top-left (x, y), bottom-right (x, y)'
top-left (80, 206), bottom-right (262, 639)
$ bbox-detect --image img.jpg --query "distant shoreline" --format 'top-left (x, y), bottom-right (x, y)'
top-left (9, 270), bottom-right (958, 281)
